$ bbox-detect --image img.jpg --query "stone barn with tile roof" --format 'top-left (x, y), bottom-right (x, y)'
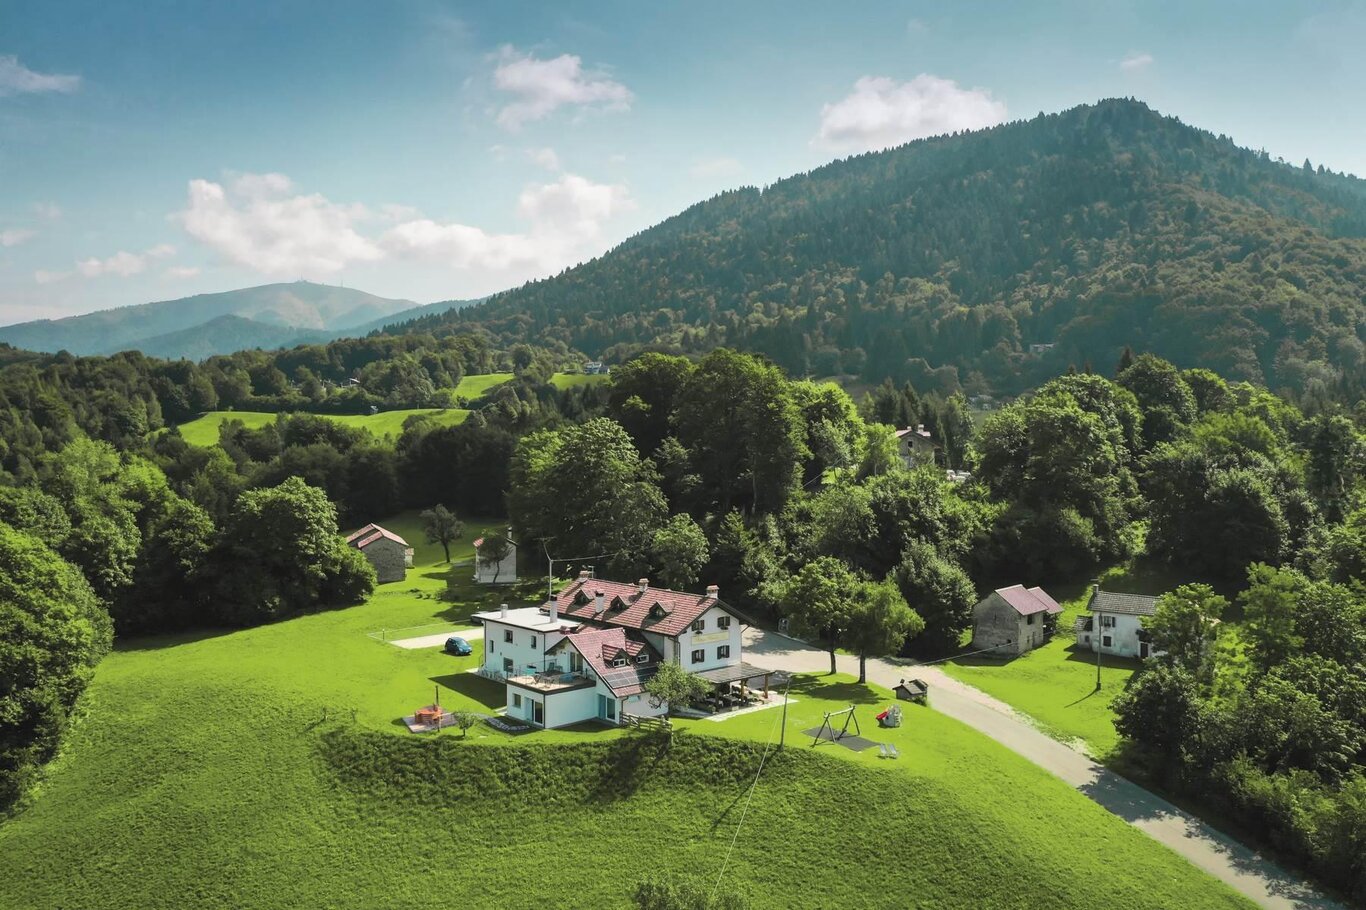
top-left (345, 523), bottom-right (413, 584)
top-left (972, 585), bottom-right (1064, 656)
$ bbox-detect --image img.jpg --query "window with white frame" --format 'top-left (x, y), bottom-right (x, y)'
top-left (1100, 615), bottom-right (1116, 628)
top-left (717, 645), bottom-right (730, 660)
top-left (502, 657), bottom-right (514, 673)
top-left (512, 693), bottom-right (522, 708)
top-left (530, 635), bottom-right (537, 648)
top-left (716, 616), bottom-right (731, 630)
top-left (504, 629), bottom-right (514, 643)
top-left (1102, 635), bottom-right (1113, 648)
top-left (691, 649), bottom-right (704, 664)
top-left (691, 619), bottom-right (705, 633)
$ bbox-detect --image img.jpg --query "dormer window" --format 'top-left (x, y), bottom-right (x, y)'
top-left (574, 589), bottom-right (591, 606)
top-left (612, 657), bottom-right (628, 668)
top-left (649, 602), bottom-right (667, 618)
top-left (610, 595), bottom-right (628, 611)
top-left (636, 653), bottom-right (649, 664)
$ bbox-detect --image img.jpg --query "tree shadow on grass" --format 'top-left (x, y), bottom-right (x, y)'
top-left (114, 627), bottom-right (237, 652)
top-left (429, 672), bottom-right (505, 710)
top-left (1061, 646), bottom-right (1144, 672)
top-left (585, 731), bottom-right (672, 804)
top-left (789, 678), bottom-right (883, 706)
top-left (949, 651), bottom-right (1019, 668)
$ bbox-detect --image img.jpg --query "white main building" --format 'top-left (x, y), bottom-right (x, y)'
top-left (473, 573), bottom-right (775, 729)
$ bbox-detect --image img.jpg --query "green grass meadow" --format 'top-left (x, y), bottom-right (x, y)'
top-left (0, 530), bottom-right (1254, 910)
top-left (176, 407), bottom-right (471, 446)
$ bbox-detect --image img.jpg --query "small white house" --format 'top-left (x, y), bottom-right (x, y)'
top-left (473, 575), bottom-right (774, 729)
top-left (473, 534), bottom-right (517, 584)
top-left (1075, 586), bottom-right (1162, 659)
top-left (893, 425), bottom-right (938, 468)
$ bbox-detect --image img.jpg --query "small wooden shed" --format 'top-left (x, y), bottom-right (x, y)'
top-left (894, 678), bottom-right (928, 703)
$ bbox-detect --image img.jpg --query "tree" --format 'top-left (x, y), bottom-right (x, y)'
top-left (1239, 564), bottom-right (1304, 672)
top-left (509, 417), bottom-right (668, 577)
top-left (781, 557), bottom-right (858, 674)
top-left (0, 524), bottom-right (112, 807)
top-left (606, 353), bottom-right (695, 456)
top-left (421, 504), bottom-right (464, 563)
top-left (673, 349), bottom-right (807, 516)
top-left (892, 540), bottom-right (976, 655)
top-left (1113, 663), bottom-right (1202, 759)
top-left (843, 580), bottom-right (923, 683)
top-left (214, 476), bottom-right (373, 625)
top-left (451, 711), bottom-right (481, 738)
top-left (644, 661), bottom-right (710, 734)
top-left (1147, 584), bottom-right (1226, 683)
top-left (649, 515), bottom-right (709, 590)
top-left (633, 876), bottom-right (750, 910)
top-left (1117, 353), bottom-right (1197, 448)
top-left (476, 531), bottom-right (513, 583)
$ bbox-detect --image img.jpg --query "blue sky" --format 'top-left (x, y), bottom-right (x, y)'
top-left (2, 0), bottom-right (1364, 324)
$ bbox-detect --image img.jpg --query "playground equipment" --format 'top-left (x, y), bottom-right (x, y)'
top-left (810, 705), bottom-right (861, 746)
top-left (876, 705), bottom-right (903, 728)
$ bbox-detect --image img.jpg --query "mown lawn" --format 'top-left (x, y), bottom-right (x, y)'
top-left (549, 372), bottom-right (610, 390)
top-left (452, 371), bottom-right (513, 399)
top-left (0, 537), bottom-right (1254, 910)
top-left (176, 407), bottom-right (470, 446)
top-left (942, 586), bottom-right (1142, 757)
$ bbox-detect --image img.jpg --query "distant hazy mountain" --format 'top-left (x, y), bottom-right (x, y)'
top-left (344, 298), bottom-right (484, 337)
top-left (0, 281), bottom-right (419, 358)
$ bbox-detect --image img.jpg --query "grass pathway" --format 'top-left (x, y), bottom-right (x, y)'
top-left (743, 627), bottom-right (1345, 910)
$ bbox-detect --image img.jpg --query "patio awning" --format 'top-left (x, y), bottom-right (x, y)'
top-left (692, 662), bottom-right (783, 687)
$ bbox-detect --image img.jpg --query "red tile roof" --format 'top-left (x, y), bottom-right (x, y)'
top-left (552, 627), bottom-right (660, 696)
top-left (549, 576), bottom-right (726, 638)
top-left (346, 523), bottom-right (410, 550)
top-left (994, 584), bottom-right (1063, 616)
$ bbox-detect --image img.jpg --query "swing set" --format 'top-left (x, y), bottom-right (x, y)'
top-left (810, 705), bottom-right (861, 746)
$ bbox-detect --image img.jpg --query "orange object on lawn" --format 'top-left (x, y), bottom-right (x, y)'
top-left (415, 704), bottom-right (445, 725)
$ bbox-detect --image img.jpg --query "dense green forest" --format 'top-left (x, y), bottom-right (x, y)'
top-left (403, 99), bottom-right (1366, 405)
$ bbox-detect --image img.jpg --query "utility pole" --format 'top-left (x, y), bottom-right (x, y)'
top-left (1095, 615), bottom-right (1104, 691)
top-left (778, 677), bottom-right (791, 749)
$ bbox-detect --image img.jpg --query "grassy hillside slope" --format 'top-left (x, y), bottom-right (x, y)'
top-left (176, 407), bottom-right (471, 446)
top-left (0, 517), bottom-right (1254, 910)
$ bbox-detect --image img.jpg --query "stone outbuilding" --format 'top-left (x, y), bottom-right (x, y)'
top-left (346, 523), bottom-right (413, 584)
top-left (971, 585), bottom-right (1063, 656)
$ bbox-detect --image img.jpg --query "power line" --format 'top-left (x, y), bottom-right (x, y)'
top-left (710, 675), bottom-right (789, 903)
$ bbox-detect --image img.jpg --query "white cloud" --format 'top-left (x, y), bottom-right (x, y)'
top-left (689, 157), bottom-right (743, 180)
top-left (382, 173), bottom-right (634, 272)
top-left (1120, 52), bottom-right (1154, 72)
top-left (174, 170), bottom-right (634, 280)
top-left (492, 46), bottom-right (633, 130)
top-left (32, 202), bottom-right (62, 221)
top-left (0, 55), bottom-right (80, 96)
top-left (907, 18), bottom-right (929, 35)
top-left (0, 228), bottom-right (35, 247)
top-left (528, 146), bottom-right (561, 171)
top-left (34, 269), bottom-right (68, 285)
top-left (815, 74), bottom-right (1007, 153)
top-left (164, 265), bottom-right (201, 279)
top-left (176, 174), bottom-right (382, 275)
top-left (75, 244), bottom-right (174, 278)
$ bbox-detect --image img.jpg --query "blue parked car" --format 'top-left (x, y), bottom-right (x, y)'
top-left (444, 636), bottom-right (473, 656)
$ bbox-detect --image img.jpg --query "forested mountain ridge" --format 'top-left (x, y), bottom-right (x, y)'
top-left (0, 282), bottom-right (420, 359)
top-left (420, 98), bottom-right (1366, 397)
